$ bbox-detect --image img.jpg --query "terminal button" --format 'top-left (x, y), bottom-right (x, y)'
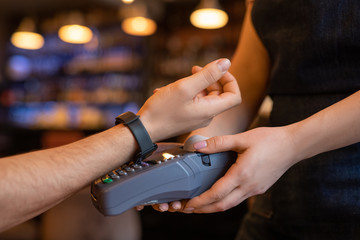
top-left (124, 167), bottom-right (135, 172)
top-left (109, 171), bottom-right (120, 179)
top-left (116, 169), bottom-right (127, 176)
top-left (201, 155), bottom-right (211, 166)
top-left (102, 176), bottom-right (113, 184)
top-left (133, 164), bottom-right (142, 169)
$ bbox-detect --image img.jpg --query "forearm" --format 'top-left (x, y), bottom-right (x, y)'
top-left (288, 90), bottom-right (360, 163)
top-left (189, 103), bottom-right (251, 138)
top-left (190, 3), bottom-right (270, 138)
top-left (0, 58), bottom-right (241, 231)
top-left (0, 125), bottom-right (136, 231)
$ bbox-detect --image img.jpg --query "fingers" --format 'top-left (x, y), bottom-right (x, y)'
top-left (192, 64), bottom-right (238, 99)
top-left (135, 205), bottom-right (144, 211)
top-left (217, 68), bottom-right (241, 97)
top-left (190, 70), bottom-right (241, 117)
top-left (153, 88), bottom-right (161, 94)
top-left (141, 200), bottom-right (189, 213)
top-left (193, 135), bottom-right (240, 154)
top-left (200, 71), bottom-right (241, 111)
top-left (180, 58), bottom-right (231, 96)
top-left (183, 162), bottom-right (241, 212)
top-left (185, 187), bottom-right (249, 213)
top-left (150, 203), bottom-right (169, 212)
top-left (169, 200), bottom-right (189, 212)
top-left (183, 155), bottom-right (250, 213)
top-left (191, 65), bottom-right (202, 74)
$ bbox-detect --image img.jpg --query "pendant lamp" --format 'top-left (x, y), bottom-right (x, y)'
top-left (58, 11), bottom-right (93, 44)
top-left (190, 0), bottom-right (228, 29)
top-left (11, 18), bottom-right (44, 50)
top-left (120, 2), bottom-right (157, 36)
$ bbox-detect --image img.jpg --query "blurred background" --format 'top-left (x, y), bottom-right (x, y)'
top-left (0, 0), bottom-right (248, 239)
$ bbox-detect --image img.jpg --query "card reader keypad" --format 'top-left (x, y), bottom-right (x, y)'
top-left (91, 144), bottom-right (238, 216)
top-left (101, 154), bottom-right (182, 184)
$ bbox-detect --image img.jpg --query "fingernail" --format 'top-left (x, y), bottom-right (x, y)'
top-left (194, 140), bottom-right (207, 150)
top-left (171, 202), bottom-right (181, 210)
top-left (135, 206), bottom-right (143, 211)
top-left (183, 208), bottom-right (194, 214)
top-left (159, 204), bottom-right (168, 212)
top-left (217, 58), bottom-right (231, 72)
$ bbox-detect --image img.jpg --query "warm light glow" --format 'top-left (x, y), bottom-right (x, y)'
top-left (162, 153), bottom-right (175, 160)
top-left (122, 17), bottom-right (157, 36)
top-left (190, 8), bottom-right (228, 29)
top-left (122, 0), bottom-right (134, 4)
top-left (11, 31), bottom-right (44, 50)
top-left (58, 24), bottom-right (93, 44)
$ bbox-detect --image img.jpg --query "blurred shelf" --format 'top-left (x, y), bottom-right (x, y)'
top-left (1, 24), bottom-right (148, 131)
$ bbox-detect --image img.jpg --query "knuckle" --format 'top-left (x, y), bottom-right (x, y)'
top-left (209, 190), bottom-right (225, 202)
top-left (209, 135), bottom-right (225, 149)
top-left (255, 186), bottom-right (267, 195)
top-left (238, 93), bottom-right (242, 104)
top-left (200, 67), bottom-right (218, 85)
top-left (234, 164), bottom-right (252, 180)
top-left (232, 93), bottom-right (242, 106)
top-left (241, 169), bottom-right (252, 180)
top-left (173, 81), bottom-right (189, 96)
top-left (213, 202), bottom-right (229, 212)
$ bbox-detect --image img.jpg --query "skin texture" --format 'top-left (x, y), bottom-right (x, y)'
top-left (146, 2), bottom-right (360, 214)
top-left (0, 58), bottom-right (241, 232)
top-left (182, 90), bottom-right (360, 214)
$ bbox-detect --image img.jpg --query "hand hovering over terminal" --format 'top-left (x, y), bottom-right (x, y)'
top-left (0, 58), bottom-right (241, 232)
top-left (138, 58), bottom-right (241, 142)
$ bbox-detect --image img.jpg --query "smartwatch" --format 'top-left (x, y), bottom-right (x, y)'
top-left (115, 112), bottom-right (158, 164)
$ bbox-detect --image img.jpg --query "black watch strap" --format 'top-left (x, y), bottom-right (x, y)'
top-left (115, 112), bottom-right (157, 163)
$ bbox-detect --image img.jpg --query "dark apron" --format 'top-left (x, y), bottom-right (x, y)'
top-left (237, 0), bottom-right (360, 239)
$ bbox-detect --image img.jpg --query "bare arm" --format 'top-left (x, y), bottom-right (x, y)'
top-left (184, 90), bottom-right (360, 213)
top-left (289, 90), bottom-right (360, 162)
top-left (190, 2), bottom-right (271, 137)
top-left (147, 2), bottom-right (271, 213)
top-left (0, 126), bottom-right (137, 231)
top-left (152, 3), bottom-right (360, 214)
top-left (0, 58), bottom-right (241, 231)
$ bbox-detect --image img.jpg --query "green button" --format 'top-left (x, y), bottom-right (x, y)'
top-left (102, 177), bottom-right (113, 184)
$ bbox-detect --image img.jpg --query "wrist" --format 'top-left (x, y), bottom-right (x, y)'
top-left (137, 109), bottom-right (166, 142)
top-left (137, 114), bottom-right (158, 142)
top-left (285, 121), bottom-right (318, 163)
top-left (115, 112), bottom-right (157, 163)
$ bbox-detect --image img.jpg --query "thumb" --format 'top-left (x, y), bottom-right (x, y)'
top-left (181, 58), bottom-right (231, 95)
top-left (193, 135), bottom-right (235, 154)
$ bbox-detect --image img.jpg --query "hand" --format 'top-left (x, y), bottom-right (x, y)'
top-left (180, 126), bottom-right (299, 213)
top-left (137, 58), bottom-right (241, 142)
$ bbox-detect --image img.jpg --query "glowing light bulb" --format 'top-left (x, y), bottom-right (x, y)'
top-left (11, 31), bottom-right (44, 50)
top-left (58, 24), bottom-right (93, 44)
top-left (122, 17), bottom-right (157, 36)
top-left (122, 0), bottom-right (134, 4)
top-left (190, 8), bottom-right (228, 29)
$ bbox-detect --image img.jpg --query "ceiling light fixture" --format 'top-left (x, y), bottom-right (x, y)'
top-left (122, 0), bottom-right (135, 4)
top-left (58, 24), bottom-right (93, 44)
top-left (120, 1), bottom-right (157, 37)
top-left (58, 11), bottom-right (93, 44)
top-left (122, 16), bottom-right (157, 36)
top-left (190, 0), bottom-right (228, 29)
top-left (11, 18), bottom-right (44, 50)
